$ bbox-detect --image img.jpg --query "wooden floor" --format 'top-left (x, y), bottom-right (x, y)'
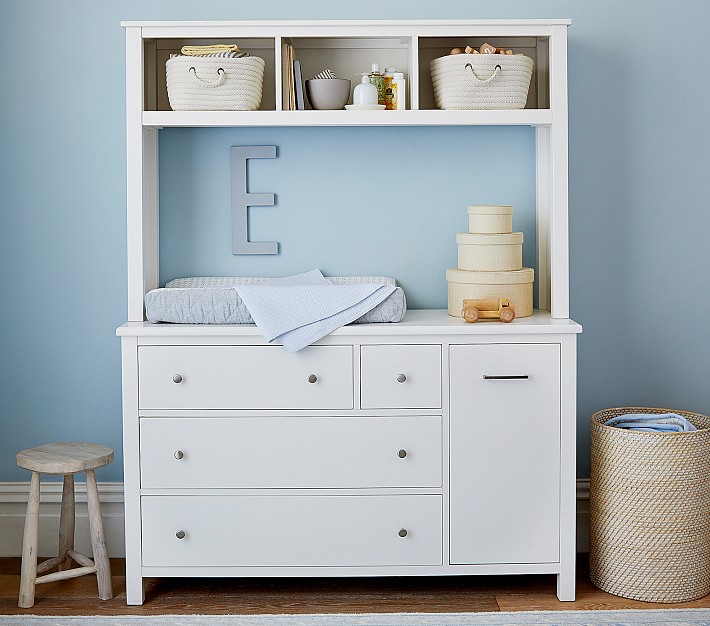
top-left (1, 557), bottom-right (709, 615)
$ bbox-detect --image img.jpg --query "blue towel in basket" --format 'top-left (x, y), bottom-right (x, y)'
top-left (235, 269), bottom-right (395, 352)
top-left (604, 412), bottom-right (697, 432)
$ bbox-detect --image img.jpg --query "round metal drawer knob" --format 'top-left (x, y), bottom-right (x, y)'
top-left (396, 373), bottom-right (407, 383)
top-left (308, 374), bottom-right (318, 384)
top-left (173, 374), bottom-right (183, 384)
top-left (398, 449), bottom-right (407, 458)
top-left (398, 528), bottom-right (408, 538)
top-left (176, 530), bottom-right (186, 540)
top-left (174, 450), bottom-right (184, 460)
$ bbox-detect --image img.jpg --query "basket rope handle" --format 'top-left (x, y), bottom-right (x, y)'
top-left (464, 63), bottom-right (501, 84)
top-left (188, 66), bottom-right (226, 87)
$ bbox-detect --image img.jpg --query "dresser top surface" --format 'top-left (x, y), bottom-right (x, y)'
top-left (117, 309), bottom-right (582, 338)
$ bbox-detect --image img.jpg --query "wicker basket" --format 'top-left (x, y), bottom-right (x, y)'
top-left (590, 407), bottom-right (710, 603)
top-left (166, 55), bottom-right (265, 111)
top-left (429, 54), bottom-right (533, 110)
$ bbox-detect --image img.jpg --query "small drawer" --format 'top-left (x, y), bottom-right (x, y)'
top-left (138, 345), bottom-right (353, 410)
top-left (140, 416), bottom-right (442, 489)
top-left (361, 345), bottom-right (442, 409)
top-left (141, 494), bottom-right (443, 567)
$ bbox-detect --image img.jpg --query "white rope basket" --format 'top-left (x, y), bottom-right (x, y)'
top-left (429, 54), bottom-right (533, 110)
top-left (166, 55), bottom-right (265, 111)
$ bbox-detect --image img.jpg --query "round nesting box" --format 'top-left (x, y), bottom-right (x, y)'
top-left (446, 267), bottom-right (533, 318)
top-left (457, 232), bottom-right (523, 271)
top-left (467, 205), bottom-right (513, 234)
top-left (590, 407), bottom-right (710, 603)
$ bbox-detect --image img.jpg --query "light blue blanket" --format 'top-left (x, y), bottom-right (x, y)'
top-left (604, 412), bottom-right (697, 432)
top-left (235, 269), bottom-right (396, 352)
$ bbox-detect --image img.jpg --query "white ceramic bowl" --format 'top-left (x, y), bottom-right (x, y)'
top-left (305, 78), bottom-right (351, 110)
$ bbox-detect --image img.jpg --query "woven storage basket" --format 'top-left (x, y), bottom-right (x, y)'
top-left (590, 407), bottom-right (710, 603)
top-left (166, 55), bottom-right (265, 111)
top-left (430, 54), bottom-right (533, 110)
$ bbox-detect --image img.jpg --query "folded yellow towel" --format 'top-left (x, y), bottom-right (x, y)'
top-left (180, 44), bottom-right (240, 56)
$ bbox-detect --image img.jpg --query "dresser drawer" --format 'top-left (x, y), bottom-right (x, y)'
top-left (141, 495), bottom-right (443, 567)
top-left (361, 345), bottom-right (442, 409)
top-left (138, 345), bottom-right (353, 410)
top-left (140, 416), bottom-right (442, 489)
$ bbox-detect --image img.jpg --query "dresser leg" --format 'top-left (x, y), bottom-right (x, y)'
top-left (556, 570), bottom-right (576, 601)
top-left (125, 575), bottom-right (145, 605)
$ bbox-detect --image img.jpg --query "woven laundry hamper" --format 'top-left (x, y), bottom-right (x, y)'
top-left (430, 54), bottom-right (533, 110)
top-left (166, 55), bottom-right (265, 111)
top-left (590, 407), bottom-right (710, 603)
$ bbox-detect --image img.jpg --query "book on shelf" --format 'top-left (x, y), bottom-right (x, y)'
top-left (281, 41), bottom-right (295, 110)
top-left (293, 60), bottom-right (304, 110)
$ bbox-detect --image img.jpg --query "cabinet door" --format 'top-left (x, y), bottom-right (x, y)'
top-left (449, 343), bottom-right (560, 564)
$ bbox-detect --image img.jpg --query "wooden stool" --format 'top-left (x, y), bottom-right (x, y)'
top-left (16, 442), bottom-right (114, 608)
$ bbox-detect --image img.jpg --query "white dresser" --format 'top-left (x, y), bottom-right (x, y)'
top-left (118, 19), bottom-right (581, 605)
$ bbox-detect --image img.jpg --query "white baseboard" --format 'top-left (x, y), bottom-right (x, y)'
top-left (0, 482), bottom-right (125, 558)
top-left (0, 480), bottom-right (591, 558)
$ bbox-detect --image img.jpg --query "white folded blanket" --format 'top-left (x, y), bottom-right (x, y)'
top-left (236, 269), bottom-right (395, 352)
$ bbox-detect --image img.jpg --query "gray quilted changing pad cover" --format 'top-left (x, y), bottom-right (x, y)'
top-left (145, 276), bottom-right (406, 325)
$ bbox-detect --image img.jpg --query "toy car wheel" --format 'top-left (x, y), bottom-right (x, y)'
top-left (462, 306), bottom-right (479, 323)
top-left (499, 307), bottom-right (515, 323)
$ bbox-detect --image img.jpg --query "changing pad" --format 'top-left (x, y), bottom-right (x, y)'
top-left (145, 276), bottom-right (406, 325)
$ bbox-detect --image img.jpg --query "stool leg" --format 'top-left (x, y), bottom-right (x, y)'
top-left (58, 473), bottom-right (75, 571)
top-left (19, 472), bottom-right (40, 608)
top-left (85, 469), bottom-right (113, 600)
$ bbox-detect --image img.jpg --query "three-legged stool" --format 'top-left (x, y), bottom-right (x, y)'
top-left (16, 442), bottom-right (114, 608)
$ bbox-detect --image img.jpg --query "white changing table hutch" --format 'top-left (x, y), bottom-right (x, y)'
top-left (118, 19), bottom-right (581, 606)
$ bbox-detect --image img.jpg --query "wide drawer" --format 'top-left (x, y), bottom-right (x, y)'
top-left (140, 416), bottom-right (442, 488)
top-left (138, 345), bottom-right (353, 410)
top-left (361, 345), bottom-right (442, 409)
top-left (141, 495), bottom-right (443, 567)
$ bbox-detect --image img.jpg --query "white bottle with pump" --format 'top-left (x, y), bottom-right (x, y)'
top-left (353, 73), bottom-right (378, 106)
top-left (393, 71), bottom-right (406, 110)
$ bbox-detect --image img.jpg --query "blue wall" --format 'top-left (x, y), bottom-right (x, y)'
top-left (1, 0), bottom-right (709, 482)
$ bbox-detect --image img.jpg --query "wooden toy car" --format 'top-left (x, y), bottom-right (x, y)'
top-left (461, 298), bottom-right (515, 323)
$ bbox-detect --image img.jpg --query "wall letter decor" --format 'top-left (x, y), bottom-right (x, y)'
top-left (231, 145), bottom-right (277, 255)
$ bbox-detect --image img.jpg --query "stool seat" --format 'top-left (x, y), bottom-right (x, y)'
top-left (16, 442), bottom-right (113, 475)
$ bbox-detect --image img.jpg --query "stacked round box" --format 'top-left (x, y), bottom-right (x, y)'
top-left (447, 205), bottom-right (534, 318)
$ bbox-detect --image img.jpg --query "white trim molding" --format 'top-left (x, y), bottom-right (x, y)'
top-left (0, 481), bottom-right (125, 558)
top-left (0, 480), bottom-right (591, 558)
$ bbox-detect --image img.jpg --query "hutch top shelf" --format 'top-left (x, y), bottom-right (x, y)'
top-left (124, 19), bottom-right (569, 127)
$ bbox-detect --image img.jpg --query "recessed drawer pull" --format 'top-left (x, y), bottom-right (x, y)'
top-left (308, 374), bottom-right (318, 384)
top-left (398, 528), bottom-right (408, 538)
top-left (175, 530), bottom-right (186, 540)
top-left (482, 375), bottom-right (529, 380)
top-left (398, 449), bottom-right (407, 458)
top-left (174, 450), bottom-right (184, 460)
top-left (172, 374), bottom-right (183, 384)
top-left (396, 373), bottom-right (407, 383)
